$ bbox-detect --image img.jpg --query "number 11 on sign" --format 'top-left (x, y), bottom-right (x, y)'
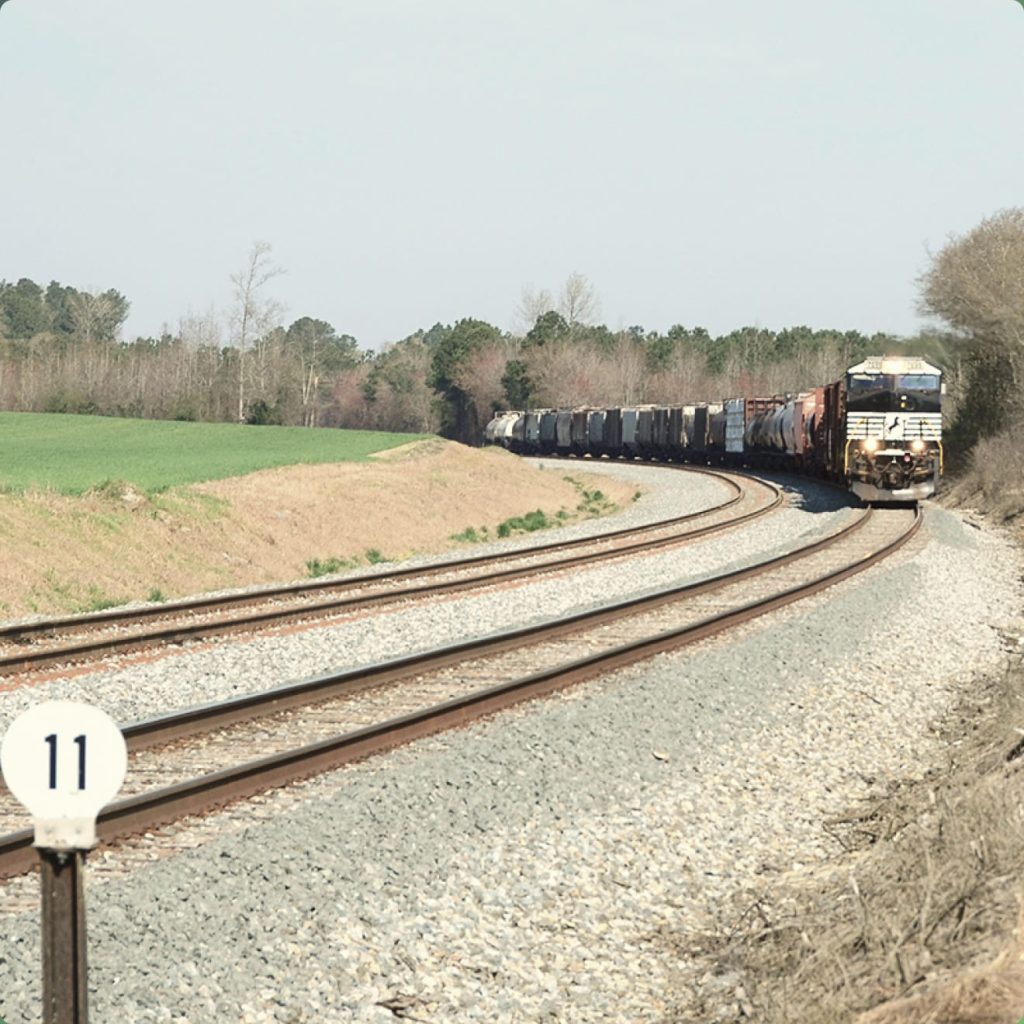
top-left (1, 701), bottom-right (126, 851)
top-left (1, 702), bottom-right (128, 1024)
top-left (45, 733), bottom-right (87, 791)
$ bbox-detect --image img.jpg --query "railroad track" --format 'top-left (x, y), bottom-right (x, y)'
top-left (0, 467), bottom-right (781, 676)
top-left (0, 502), bottom-right (920, 881)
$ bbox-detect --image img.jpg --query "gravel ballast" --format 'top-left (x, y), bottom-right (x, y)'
top-left (0, 467), bottom-right (851, 732)
top-left (0, 464), bottom-right (1020, 1023)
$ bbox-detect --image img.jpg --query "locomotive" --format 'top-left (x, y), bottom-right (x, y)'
top-left (485, 356), bottom-right (944, 504)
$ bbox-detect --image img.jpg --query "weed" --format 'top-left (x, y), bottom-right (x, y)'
top-left (450, 526), bottom-right (481, 543)
top-left (576, 487), bottom-right (614, 517)
top-left (147, 588), bottom-right (168, 603)
top-left (526, 510), bottom-right (549, 529)
top-left (77, 586), bottom-right (124, 613)
top-left (306, 556), bottom-right (357, 578)
top-left (560, 474), bottom-right (616, 516)
top-left (364, 548), bottom-right (387, 565)
top-left (497, 509), bottom-right (550, 537)
top-left (89, 479), bottom-right (130, 500)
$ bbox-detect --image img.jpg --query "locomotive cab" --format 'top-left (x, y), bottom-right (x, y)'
top-left (843, 357), bottom-right (943, 503)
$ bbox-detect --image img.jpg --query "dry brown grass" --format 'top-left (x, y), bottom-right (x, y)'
top-left (673, 658), bottom-right (1024, 1024)
top-left (0, 440), bottom-right (639, 618)
top-left (858, 945), bottom-right (1024, 1024)
top-left (943, 426), bottom-right (1024, 527)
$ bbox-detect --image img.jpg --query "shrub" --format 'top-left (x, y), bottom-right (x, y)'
top-left (945, 418), bottom-right (1024, 523)
top-left (497, 509), bottom-right (550, 537)
top-left (305, 556), bottom-right (356, 578)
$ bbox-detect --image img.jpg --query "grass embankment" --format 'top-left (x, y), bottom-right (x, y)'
top-left (305, 479), bottom-right (625, 577)
top-left (0, 412), bottom-right (425, 493)
top-left (0, 415), bottom-right (638, 617)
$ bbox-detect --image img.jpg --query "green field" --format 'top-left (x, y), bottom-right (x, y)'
top-left (0, 413), bottom-right (428, 494)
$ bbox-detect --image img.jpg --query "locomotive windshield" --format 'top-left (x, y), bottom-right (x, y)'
top-left (896, 374), bottom-right (939, 391)
top-left (846, 372), bottom-right (941, 413)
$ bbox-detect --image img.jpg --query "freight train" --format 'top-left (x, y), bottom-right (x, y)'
top-left (485, 356), bottom-right (944, 504)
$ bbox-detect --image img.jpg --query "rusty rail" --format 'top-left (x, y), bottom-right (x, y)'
top-left (0, 504), bottom-right (921, 880)
top-left (0, 469), bottom-right (781, 676)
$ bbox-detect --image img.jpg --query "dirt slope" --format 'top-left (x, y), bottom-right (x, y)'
top-left (0, 440), bottom-right (636, 620)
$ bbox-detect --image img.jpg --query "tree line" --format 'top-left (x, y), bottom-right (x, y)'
top-left (2, 219), bottom-right (1020, 453)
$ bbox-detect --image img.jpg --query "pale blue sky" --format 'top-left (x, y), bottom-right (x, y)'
top-left (1, 1), bottom-right (1021, 347)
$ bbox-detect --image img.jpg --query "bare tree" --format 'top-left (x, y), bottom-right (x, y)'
top-left (176, 308), bottom-right (227, 419)
top-left (558, 272), bottom-right (599, 328)
top-left (647, 345), bottom-right (717, 405)
top-left (601, 332), bottom-right (646, 405)
top-left (918, 208), bottom-right (1024, 437)
top-left (512, 285), bottom-right (555, 335)
top-left (179, 308), bottom-right (223, 350)
top-left (527, 339), bottom-right (601, 408)
top-left (513, 273), bottom-right (599, 337)
top-left (67, 289), bottom-right (128, 344)
top-left (919, 208), bottom-right (1024, 387)
top-left (229, 241), bottom-right (284, 422)
top-left (457, 338), bottom-right (516, 417)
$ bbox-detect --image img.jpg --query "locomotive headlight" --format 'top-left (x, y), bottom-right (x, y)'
top-left (910, 439), bottom-right (926, 453)
top-left (861, 438), bottom-right (880, 453)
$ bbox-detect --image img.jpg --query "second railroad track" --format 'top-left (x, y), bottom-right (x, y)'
top-left (0, 496), bottom-right (919, 880)
top-left (0, 467), bottom-right (780, 676)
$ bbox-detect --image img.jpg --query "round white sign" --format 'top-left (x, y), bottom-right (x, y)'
top-left (1, 701), bottom-right (127, 850)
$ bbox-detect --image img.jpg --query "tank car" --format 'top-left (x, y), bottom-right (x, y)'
top-left (484, 411), bottom-right (521, 447)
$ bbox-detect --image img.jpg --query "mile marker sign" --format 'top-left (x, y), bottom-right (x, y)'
top-left (1, 701), bottom-right (127, 851)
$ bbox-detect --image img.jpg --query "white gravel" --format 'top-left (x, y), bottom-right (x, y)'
top-left (0, 463), bottom-right (1020, 1024)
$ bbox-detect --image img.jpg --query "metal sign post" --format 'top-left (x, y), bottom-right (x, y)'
top-left (40, 850), bottom-right (89, 1024)
top-left (1, 701), bottom-right (128, 1024)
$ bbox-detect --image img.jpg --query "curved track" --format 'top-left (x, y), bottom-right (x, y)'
top-left (0, 467), bottom-right (780, 676)
top-left (0, 499), bottom-right (919, 881)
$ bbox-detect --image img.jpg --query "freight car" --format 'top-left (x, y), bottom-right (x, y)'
top-left (485, 356), bottom-right (944, 504)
